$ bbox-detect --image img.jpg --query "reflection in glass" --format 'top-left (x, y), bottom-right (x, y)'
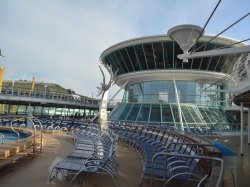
top-left (150, 104), bottom-right (161, 122)
top-left (162, 105), bottom-right (174, 122)
top-left (144, 43), bottom-right (156, 69)
top-left (137, 104), bottom-right (150, 122)
top-left (126, 104), bottom-right (141, 121)
top-left (134, 44), bottom-right (148, 70)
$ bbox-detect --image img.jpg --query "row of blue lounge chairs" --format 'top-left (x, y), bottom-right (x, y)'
top-left (109, 123), bottom-right (223, 187)
top-left (49, 126), bottom-right (118, 185)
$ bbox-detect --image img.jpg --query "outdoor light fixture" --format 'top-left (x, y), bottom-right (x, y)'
top-left (167, 24), bottom-right (204, 63)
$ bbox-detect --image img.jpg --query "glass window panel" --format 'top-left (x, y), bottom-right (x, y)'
top-left (0, 104), bottom-right (5, 114)
top-left (173, 42), bottom-right (183, 69)
top-left (103, 57), bottom-right (116, 74)
top-left (162, 104), bottom-right (174, 122)
top-left (181, 106), bottom-right (195, 123)
top-left (215, 56), bottom-right (227, 72)
top-left (61, 108), bottom-right (68, 116)
top-left (199, 43), bottom-right (214, 70)
top-left (34, 106), bottom-right (42, 115)
top-left (137, 104), bottom-right (150, 122)
top-left (191, 42), bottom-right (205, 69)
top-left (4, 104), bottom-right (9, 114)
top-left (109, 103), bottom-right (126, 120)
top-left (167, 81), bottom-right (176, 103)
top-left (198, 107), bottom-right (212, 123)
top-left (192, 57), bottom-right (202, 70)
top-left (200, 57), bottom-right (210, 70)
top-left (110, 53), bottom-right (124, 74)
top-left (182, 60), bottom-right (192, 69)
top-left (207, 56), bottom-right (220, 71)
top-left (110, 51), bottom-right (128, 73)
top-left (118, 104), bottom-right (133, 120)
top-left (163, 41), bottom-right (173, 69)
top-left (221, 55), bottom-right (239, 73)
top-left (208, 108), bottom-right (219, 122)
top-left (209, 108), bottom-right (224, 122)
top-left (9, 105), bottom-right (18, 114)
top-left (126, 104), bottom-right (141, 121)
top-left (85, 109), bottom-right (90, 117)
top-left (114, 51), bottom-right (129, 73)
top-left (187, 106), bottom-right (203, 123)
top-left (143, 43), bottom-right (156, 69)
top-left (48, 107), bottom-right (55, 115)
top-left (176, 81), bottom-right (196, 103)
top-left (150, 104), bottom-right (161, 122)
top-left (120, 48), bottom-right (134, 72)
top-left (134, 44), bottom-right (148, 70)
top-left (153, 42), bottom-right (164, 69)
top-left (205, 43), bottom-right (217, 70)
top-left (106, 54), bottom-right (122, 75)
top-left (126, 81), bottom-right (177, 104)
top-left (224, 111), bottom-right (237, 123)
top-left (170, 104), bottom-right (180, 122)
top-left (17, 105), bottom-right (27, 115)
top-left (126, 46), bottom-right (141, 71)
top-left (79, 109), bottom-right (85, 116)
top-left (42, 107), bottom-right (49, 115)
top-left (26, 105), bottom-right (34, 115)
top-left (55, 108), bottom-right (62, 115)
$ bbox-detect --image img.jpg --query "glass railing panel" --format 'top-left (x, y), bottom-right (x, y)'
top-left (137, 104), bottom-right (150, 122)
top-left (149, 104), bottom-right (161, 122)
top-left (180, 105), bottom-right (195, 123)
top-left (162, 104), bottom-right (174, 122)
top-left (126, 104), bottom-right (141, 121)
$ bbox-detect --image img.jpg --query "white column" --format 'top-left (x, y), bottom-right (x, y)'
top-left (99, 90), bottom-right (109, 131)
top-left (173, 79), bottom-right (184, 131)
top-left (248, 108), bottom-right (250, 144)
top-left (240, 102), bottom-right (244, 156)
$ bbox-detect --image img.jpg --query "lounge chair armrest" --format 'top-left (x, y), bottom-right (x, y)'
top-left (168, 160), bottom-right (187, 168)
top-left (169, 165), bottom-right (190, 173)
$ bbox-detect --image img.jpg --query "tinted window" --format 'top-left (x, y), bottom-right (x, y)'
top-left (134, 44), bottom-right (148, 70)
top-left (153, 42), bottom-right (164, 69)
top-left (126, 46), bottom-right (141, 71)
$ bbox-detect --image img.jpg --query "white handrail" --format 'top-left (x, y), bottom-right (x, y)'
top-left (0, 132), bottom-right (5, 143)
top-left (10, 120), bottom-right (20, 141)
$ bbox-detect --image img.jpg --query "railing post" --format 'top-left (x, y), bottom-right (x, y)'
top-left (240, 102), bottom-right (244, 156)
top-left (173, 79), bottom-right (184, 131)
top-left (248, 108), bottom-right (250, 144)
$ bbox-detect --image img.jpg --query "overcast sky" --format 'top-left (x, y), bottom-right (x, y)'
top-left (0, 0), bottom-right (250, 100)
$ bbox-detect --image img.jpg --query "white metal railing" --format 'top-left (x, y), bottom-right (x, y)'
top-left (0, 87), bottom-right (100, 107)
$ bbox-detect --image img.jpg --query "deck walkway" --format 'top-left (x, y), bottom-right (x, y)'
top-left (0, 134), bottom-right (142, 187)
top-left (208, 134), bottom-right (250, 187)
top-left (0, 133), bottom-right (250, 187)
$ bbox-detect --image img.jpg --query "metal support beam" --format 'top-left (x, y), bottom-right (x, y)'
top-left (248, 108), bottom-right (250, 144)
top-left (173, 79), bottom-right (184, 131)
top-left (178, 45), bottom-right (250, 59)
top-left (240, 102), bottom-right (244, 156)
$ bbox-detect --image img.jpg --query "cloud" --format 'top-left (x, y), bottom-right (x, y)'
top-left (0, 0), bottom-right (139, 98)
